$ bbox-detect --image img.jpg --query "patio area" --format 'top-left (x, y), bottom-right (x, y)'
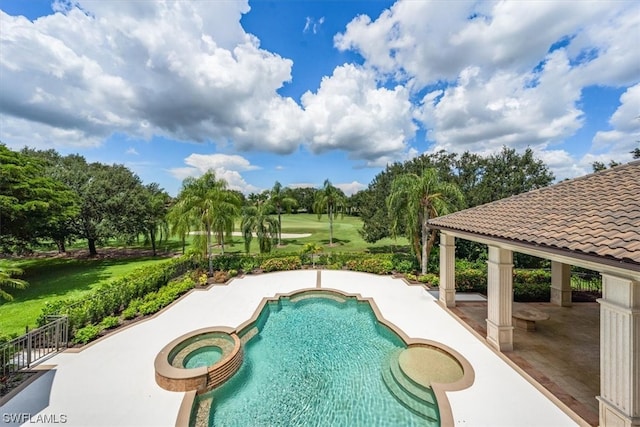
top-left (1, 270), bottom-right (583, 427)
top-left (451, 300), bottom-right (600, 426)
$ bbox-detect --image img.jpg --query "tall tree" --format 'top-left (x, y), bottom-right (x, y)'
top-left (241, 201), bottom-right (279, 254)
top-left (475, 147), bottom-right (553, 206)
top-left (75, 162), bottom-right (147, 255)
top-left (592, 160), bottom-right (621, 173)
top-left (170, 171), bottom-right (241, 274)
top-left (313, 180), bottom-right (347, 246)
top-left (141, 183), bottom-right (170, 256)
top-left (267, 181), bottom-right (297, 246)
top-left (387, 168), bottom-right (464, 274)
top-left (288, 187), bottom-right (317, 213)
top-left (0, 144), bottom-right (78, 253)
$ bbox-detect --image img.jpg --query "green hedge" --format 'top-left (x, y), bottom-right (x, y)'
top-left (455, 268), bottom-right (487, 293)
top-left (450, 265), bottom-right (552, 302)
top-left (260, 256), bottom-right (302, 272)
top-left (513, 269), bottom-right (551, 301)
top-left (513, 282), bottom-right (550, 302)
top-left (38, 256), bottom-right (196, 334)
top-left (344, 256), bottom-right (394, 275)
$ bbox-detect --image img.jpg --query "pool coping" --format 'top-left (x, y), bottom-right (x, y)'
top-left (173, 286), bottom-right (475, 427)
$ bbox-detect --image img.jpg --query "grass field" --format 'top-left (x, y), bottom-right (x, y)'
top-left (0, 256), bottom-right (171, 336)
top-left (215, 213), bottom-right (409, 254)
top-left (0, 214), bottom-right (409, 337)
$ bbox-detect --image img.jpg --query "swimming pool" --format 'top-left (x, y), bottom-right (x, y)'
top-left (194, 294), bottom-right (438, 426)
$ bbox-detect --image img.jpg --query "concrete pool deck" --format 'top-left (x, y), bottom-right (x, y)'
top-left (1, 270), bottom-right (583, 426)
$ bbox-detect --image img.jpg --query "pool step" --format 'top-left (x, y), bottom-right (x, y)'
top-left (382, 349), bottom-right (439, 422)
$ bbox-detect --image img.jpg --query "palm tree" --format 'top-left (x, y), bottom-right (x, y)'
top-left (142, 183), bottom-right (170, 256)
top-left (169, 171), bottom-right (241, 275)
top-left (301, 242), bottom-right (323, 268)
top-left (387, 168), bottom-right (464, 274)
top-left (267, 181), bottom-right (297, 246)
top-left (313, 179), bottom-right (347, 246)
top-left (241, 201), bottom-right (279, 254)
top-left (0, 265), bottom-right (28, 302)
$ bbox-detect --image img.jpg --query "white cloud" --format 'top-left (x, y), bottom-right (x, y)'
top-left (590, 84), bottom-right (640, 160)
top-left (169, 153), bottom-right (260, 194)
top-left (304, 16), bottom-right (325, 34)
top-left (336, 0), bottom-right (640, 172)
top-left (1, 0), bottom-right (638, 179)
top-left (336, 181), bottom-right (366, 196)
top-left (300, 63), bottom-right (416, 166)
top-left (417, 50), bottom-right (583, 155)
top-left (0, 2), bottom-right (302, 154)
top-left (126, 147), bottom-right (139, 155)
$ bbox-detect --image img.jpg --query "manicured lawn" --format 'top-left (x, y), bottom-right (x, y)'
top-left (216, 213), bottom-right (409, 254)
top-left (0, 256), bottom-right (171, 336)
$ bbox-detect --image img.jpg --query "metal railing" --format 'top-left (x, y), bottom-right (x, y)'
top-left (571, 271), bottom-right (602, 293)
top-left (1, 315), bottom-right (68, 378)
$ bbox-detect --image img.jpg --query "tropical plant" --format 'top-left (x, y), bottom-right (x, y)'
top-left (0, 265), bottom-right (28, 301)
top-left (141, 183), bottom-right (170, 256)
top-left (241, 202), bottom-right (279, 254)
top-left (301, 242), bottom-right (323, 268)
top-left (266, 181), bottom-right (297, 246)
top-left (169, 171), bottom-right (241, 274)
top-left (387, 168), bottom-right (464, 274)
top-left (313, 179), bottom-right (347, 246)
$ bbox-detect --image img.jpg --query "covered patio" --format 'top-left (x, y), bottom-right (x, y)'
top-left (429, 161), bottom-right (640, 427)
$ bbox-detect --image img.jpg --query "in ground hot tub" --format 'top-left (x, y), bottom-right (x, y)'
top-left (155, 327), bottom-right (243, 393)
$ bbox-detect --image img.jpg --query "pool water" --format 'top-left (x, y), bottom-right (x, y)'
top-left (200, 297), bottom-right (435, 426)
top-left (183, 346), bottom-right (223, 369)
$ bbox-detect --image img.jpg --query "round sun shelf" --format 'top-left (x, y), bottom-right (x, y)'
top-left (398, 346), bottom-right (464, 387)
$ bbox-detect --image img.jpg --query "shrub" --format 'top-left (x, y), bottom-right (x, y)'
top-left (260, 256), bottom-right (302, 272)
top-left (326, 262), bottom-right (343, 270)
top-left (514, 269), bottom-right (551, 285)
top-left (213, 271), bottom-right (229, 283)
top-left (228, 269), bottom-right (238, 277)
top-left (37, 256), bottom-right (195, 334)
top-left (99, 316), bottom-right (120, 330)
top-left (344, 257), bottom-right (393, 275)
top-left (394, 260), bottom-right (415, 274)
top-left (134, 275), bottom-right (197, 317)
top-left (121, 303), bottom-right (139, 320)
top-left (455, 268), bottom-right (487, 293)
top-left (241, 258), bottom-right (258, 273)
top-left (513, 282), bottom-right (551, 302)
top-left (72, 325), bottom-right (101, 344)
top-left (138, 298), bottom-right (163, 316)
top-left (418, 273), bottom-right (439, 286)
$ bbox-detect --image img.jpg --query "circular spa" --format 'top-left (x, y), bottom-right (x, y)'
top-left (155, 329), bottom-right (242, 393)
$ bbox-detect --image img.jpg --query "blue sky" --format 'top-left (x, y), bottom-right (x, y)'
top-left (1, 1), bottom-right (638, 197)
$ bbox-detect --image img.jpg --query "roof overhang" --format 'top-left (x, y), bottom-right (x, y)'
top-left (432, 226), bottom-right (640, 280)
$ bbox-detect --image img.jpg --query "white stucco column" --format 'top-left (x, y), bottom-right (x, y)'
top-left (439, 232), bottom-right (456, 308)
top-left (597, 274), bottom-right (640, 427)
top-left (486, 246), bottom-right (514, 352)
top-left (551, 261), bottom-right (572, 306)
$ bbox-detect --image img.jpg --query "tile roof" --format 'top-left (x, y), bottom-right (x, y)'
top-left (428, 161), bottom-right (640, 269)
